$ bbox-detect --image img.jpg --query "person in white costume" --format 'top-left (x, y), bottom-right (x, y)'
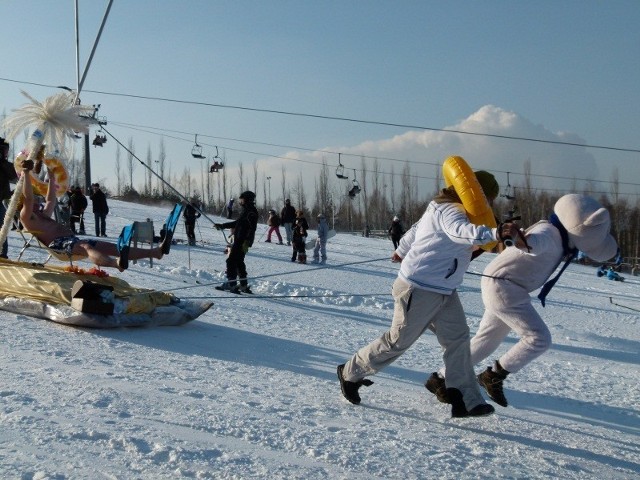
top-left (427, 194), bottom-right (618, 408)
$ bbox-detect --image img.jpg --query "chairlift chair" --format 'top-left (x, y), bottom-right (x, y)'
top-left (348, 170), bottom-right (361, 198)
top-left (336, 153), bottom-right (349, 179)
top-left (191, 134), bottom-right (206, 159)
top-left (209, 146), bottom-right (224, 173)
top-left (500, 172), bottom-right (516, 201)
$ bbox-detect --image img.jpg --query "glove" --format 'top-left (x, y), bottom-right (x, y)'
top-left (21, 159), bottom-right (34, 171)
top-left (242, 240), bottom-right (250, 254)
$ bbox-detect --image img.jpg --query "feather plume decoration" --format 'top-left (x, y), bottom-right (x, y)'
top-left (2, 90), bottom-right (95, 156)
top-left (0, 91), bottom-right (95, 250)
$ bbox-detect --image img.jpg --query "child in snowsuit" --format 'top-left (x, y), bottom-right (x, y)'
top-left (291, 210), bottom-right (308, 264)
top-left (427, 194), bottom-right (618, 408)
top-left (265, 209), bottom-right (283, 244)
top-left (312, 213), bottom-right (329, 264)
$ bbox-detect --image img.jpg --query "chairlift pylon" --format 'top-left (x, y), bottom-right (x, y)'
top-left (191, 134), bottom-right (206, 159)
top-left (336, 153), bottom-right (348, 179)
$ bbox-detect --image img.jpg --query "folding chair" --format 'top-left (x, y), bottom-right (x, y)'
top-left (132, 220), bottom-right (155, 267)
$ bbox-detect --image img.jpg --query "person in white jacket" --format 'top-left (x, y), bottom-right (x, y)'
top-left (426, 194), bottom-right (618, 408)
top-left (312, 213), bottom-right (329, 264)
top-left (337, 171), bottom-right (518, 418)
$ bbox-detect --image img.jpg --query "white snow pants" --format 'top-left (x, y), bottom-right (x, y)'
top-left (469, 279), bottom-right (552, 373)
top-left (343, 278), bottom-right (486, 410)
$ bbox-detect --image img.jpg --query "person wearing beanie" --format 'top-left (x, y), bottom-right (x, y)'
top-left (338, 164), bottom-right (517, 418)
top-left (214, 191), bottom-right (259, 294)
top-left (387, 215), bottom-right (405, 249)
top-left (426, 193), bottom-right (618, 408)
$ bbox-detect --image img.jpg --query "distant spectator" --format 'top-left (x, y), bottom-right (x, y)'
top-left (281, 198), bottom-right (296, 246)
top-left (388, 216), bottom-right (404, 249)
top-left (265, 209), bottom-right (283, 244)
top-left (291, 209), bottom-right (308, 264)
top-left (183, 198), bottom-right (201, 246)
top-left (89, 183), bottom-right (109, 237)
top-left (70, 186), bottom-right (88, 235)
top-left (226, 198), bottom-right (234, 219)
top-left (0, 137), bottom-right (18, 258)
top-left (312, 213), bottom-right (329, 264)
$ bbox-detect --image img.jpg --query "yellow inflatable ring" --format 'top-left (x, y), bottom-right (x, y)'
top-left (14, 150), bottom-right (69, 198)
top-left (442, 155), bottom-right (497, 251)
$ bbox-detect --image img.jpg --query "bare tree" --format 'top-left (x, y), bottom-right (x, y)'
top-left (158, 138), bottom-right (167, 195)
top-left (127, 137), bottom-right (136, 189)
top-left (280, 164), bottom-right (287, 202)
top-left (114, 144), bottom-right (122, 196)
top-left (145, 144), bottom-right (153, 195)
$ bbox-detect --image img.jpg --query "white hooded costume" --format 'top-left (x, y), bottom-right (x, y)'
top-left (467, 194), bottom-right (618, 374)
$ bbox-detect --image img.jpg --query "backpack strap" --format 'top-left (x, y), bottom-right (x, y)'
top-left (537, 214), bottom-right (578, 307)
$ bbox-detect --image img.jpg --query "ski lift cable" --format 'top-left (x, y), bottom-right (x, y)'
top-left (106, 122), bottom-right (640, 197)
top-left (108, 120), bottom-right (640, 192)
top-left (2, 76), bottom-right (639, 154)
top-left (100, 126), bottom-right (226, 241)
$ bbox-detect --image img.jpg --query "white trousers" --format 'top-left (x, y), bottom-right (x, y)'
top-left (343, 278), bottom-right (485, 410)
top-left (469, 280), bottom-right (552, 373)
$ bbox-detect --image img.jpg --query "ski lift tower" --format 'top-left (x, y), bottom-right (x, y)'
top-left (71, 0), bottom-right (114, 191)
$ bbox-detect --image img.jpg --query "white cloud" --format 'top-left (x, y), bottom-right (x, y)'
top-left (259, 105), bottom-right (618, 204)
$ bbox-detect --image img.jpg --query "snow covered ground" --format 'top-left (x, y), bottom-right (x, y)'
top-left (1, 199), bottom-right (638, 479)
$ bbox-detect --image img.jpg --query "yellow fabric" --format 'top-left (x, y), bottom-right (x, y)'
top-left (0, 259), bottom-right (174, 314)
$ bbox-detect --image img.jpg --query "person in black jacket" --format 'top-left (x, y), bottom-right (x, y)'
top-left (280, 198), bottom-right (296, 246)
top-left (214, 190), bottom-right (259, 294)
top-left (388, 216), bottom-right (405, 249)
top-left (291, 209), bottom-right (309, 264)
top-left (70, 186), bottom-right (88, 235)
top-left (0, 137), bottom-right (18, 258)
top-left (183, 198), bottom-right (201, 246)
top-left (89, 183), bottom-right (109, 237)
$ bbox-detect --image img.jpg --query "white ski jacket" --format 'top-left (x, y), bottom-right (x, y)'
top-left (481, 220), bottom-right (564, 304)
top-left (395, 200), bottom-right (498, 295)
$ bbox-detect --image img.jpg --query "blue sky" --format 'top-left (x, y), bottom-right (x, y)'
top-left (1, 1), bottom-right (639, 202)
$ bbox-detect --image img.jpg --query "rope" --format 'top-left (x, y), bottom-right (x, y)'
top-left (182, 292), bottom-right (391, 300)
top-left (134, 255), bottom-right (392, 296)
top-left (101, 126), bottom-right (227, 243)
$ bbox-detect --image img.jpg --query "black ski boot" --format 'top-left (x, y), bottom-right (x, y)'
top-left (447, 388), bottom-right (495, 418)
top-left (337, 364), bottom-right (373, 405)
top-left (477, 361), bottom-right (509, 407)
top-left (425, 372), bottom-right (450, 404)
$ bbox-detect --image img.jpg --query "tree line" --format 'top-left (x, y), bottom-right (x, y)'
top-left (61, 139), bottom-right (638, 264)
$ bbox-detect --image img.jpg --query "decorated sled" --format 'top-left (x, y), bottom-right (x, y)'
top-left (0, 260), bottom-right (212, 328)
